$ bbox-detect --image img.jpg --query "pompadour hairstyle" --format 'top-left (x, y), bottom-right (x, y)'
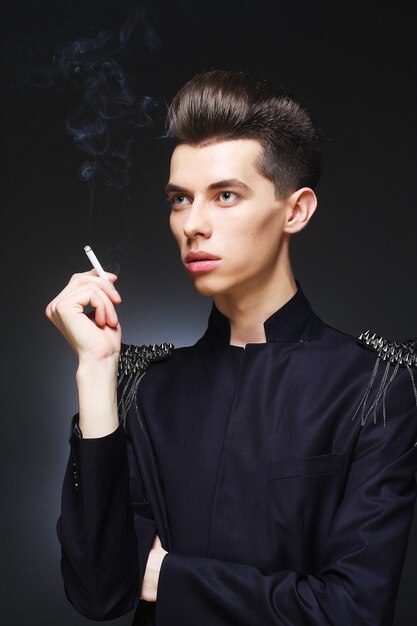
top-left (167, 70), bottom-right (322, 197)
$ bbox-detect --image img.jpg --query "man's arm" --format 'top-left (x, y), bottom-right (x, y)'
top-left (57, 341), bottom-right (174, 621)
top-left (58, 420), bottom-right (158, 621)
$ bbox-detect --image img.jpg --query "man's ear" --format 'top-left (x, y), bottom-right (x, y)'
top-left (284, 187), bottom-right (317, 234)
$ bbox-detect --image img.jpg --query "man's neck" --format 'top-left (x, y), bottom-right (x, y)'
top-left (214, 273), bottom-right (297, 347)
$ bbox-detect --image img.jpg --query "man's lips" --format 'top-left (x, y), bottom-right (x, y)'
top-left (184, 251), bottom-right (221, 273)
top-left (185, 251), bottom-right (221, 263)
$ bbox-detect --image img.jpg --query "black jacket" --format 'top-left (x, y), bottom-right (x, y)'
top-left (58, 286), bottom-right (417, 625)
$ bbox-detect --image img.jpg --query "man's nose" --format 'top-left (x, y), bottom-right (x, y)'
top-left (183, 200), bottom-right (212, 240)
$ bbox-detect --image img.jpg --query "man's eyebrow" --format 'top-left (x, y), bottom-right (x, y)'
top-left (207, 179), bottom-right (250, 192)
top-left (165, 179), bottom-right (250, 194)
top-left (165, 183), bottom-right (188, 194)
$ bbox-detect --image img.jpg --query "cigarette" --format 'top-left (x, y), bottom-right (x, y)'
top-left (84, 245), bottom-right (110, 281)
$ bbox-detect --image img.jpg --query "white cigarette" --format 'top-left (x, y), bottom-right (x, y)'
top-left (84, 245), bottom-right (110, 281)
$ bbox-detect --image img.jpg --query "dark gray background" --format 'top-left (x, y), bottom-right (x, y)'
top-left (1, 1), bottom-right (416, 624)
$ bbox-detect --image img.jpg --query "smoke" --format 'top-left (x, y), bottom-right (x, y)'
top-left (56, 9), bottom-right (164, 190)
top-left (6, 3), bottom-right (167, 261)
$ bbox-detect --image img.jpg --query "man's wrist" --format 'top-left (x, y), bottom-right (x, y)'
top-left (76, 358), bottom-right (119, 438)
top-left (140, 536), bottom-right (168, 602)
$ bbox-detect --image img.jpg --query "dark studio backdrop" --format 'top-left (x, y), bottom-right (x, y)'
top-left (1, 1), bottom-right (417, 624)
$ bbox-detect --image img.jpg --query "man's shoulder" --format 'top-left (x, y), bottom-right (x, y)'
top-left (117, 341), bottom-right (203, 392)
top-left (319, 322), bottom-right (417, 369)
top-left (317, 322), bottom-right (417, 427)
top-left (354, 329), bottom-right (417, 369)
top-left (118, 341), bottom-right (176, 378)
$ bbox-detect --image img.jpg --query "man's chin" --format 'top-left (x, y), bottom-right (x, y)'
top-left (190, 276), bottom-right (226, 297)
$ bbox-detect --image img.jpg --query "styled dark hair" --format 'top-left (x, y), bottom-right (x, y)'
top-left (167, 70), bottom-right (322, 197)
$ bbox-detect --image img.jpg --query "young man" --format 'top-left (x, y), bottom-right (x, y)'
top-left (46, 70), bottom-right (417, 625)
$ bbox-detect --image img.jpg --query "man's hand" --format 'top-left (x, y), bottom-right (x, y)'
top-left (140, 535), bottom-right (168, 602)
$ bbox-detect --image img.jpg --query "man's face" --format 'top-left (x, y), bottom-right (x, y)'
top-left (167, 138), bottom-right (291, 298)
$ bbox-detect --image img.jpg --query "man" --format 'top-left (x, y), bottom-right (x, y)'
top-left (46, 70), bottom-right (417, 625)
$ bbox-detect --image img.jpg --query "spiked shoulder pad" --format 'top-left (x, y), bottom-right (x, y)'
top-left (358, 330), bottom-right (417, 368)
top-left (118, 342), bottom-right (175, 377)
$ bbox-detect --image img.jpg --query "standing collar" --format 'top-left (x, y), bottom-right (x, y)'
top-left (197, 282), bottom-right (325, 345)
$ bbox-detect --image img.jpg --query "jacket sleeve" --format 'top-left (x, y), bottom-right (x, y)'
top-left (57, 419), bottom-right (157, 621)
top-left (155, 367), bottom-right (417, 626)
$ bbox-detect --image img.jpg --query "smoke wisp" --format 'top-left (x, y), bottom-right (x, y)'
top-left (6, 3), bottom-right (167, 257)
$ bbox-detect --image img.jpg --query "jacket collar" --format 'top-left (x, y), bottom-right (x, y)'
top-left (198, 282), bottom-right (325, 345)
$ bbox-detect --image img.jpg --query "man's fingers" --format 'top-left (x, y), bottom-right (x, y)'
top-left (69, 272), bottom-right (122, 301)
top-left (49, 284), bottom-right (118, 329)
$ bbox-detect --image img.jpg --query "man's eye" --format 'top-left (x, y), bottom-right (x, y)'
top-left (174, 195), bottom-right (187, 204)
top-left (167, 195), bottom-right (189, 208)
top-left (219, 191), bottom-right (238, 203)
